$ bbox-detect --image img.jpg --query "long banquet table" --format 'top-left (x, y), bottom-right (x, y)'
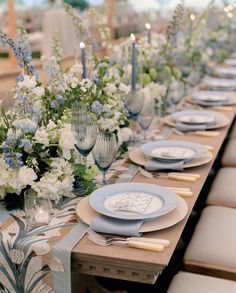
top-left (71, 105), bottom-right (236, 289)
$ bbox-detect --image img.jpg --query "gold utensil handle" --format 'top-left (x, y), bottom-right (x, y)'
top-left (168, 174), bottom-right (197, 182)
top-left (127, 240), bottom-right (165, 252)
top-left (204, 145), bottom-right (214, 151)
top-left (167, 187), bottom-right (191, 192)
top-left (195, 131), bottom-right (220, 137)
top-left (129, 237), bottom-right (170, 247)
top-left (169, 172), bottom-right (200, 179)
top-left (174, 191), bottom-right (193, 197)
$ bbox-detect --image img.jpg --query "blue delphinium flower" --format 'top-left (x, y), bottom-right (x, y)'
top-left (91, 101), bottom-right (103, 116)
top-left (2, 137), bottom-right (24, 169)
top-left (50, 94), bottom-right (65, 109)
top-left (0, 27), bottom-right (37, 78)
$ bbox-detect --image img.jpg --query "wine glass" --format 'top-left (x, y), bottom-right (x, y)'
top-left (71, 102), bottom-right (97, 167)
top-left (92, 132), bottom-right (118, 185)
top-left (168, 81), bottom-right (184, 112)
top-left (124, 89), bottom-right (144, 143)
top-left (137, 97), bottom-right (155, 141)
top-left (125, 89), bottom-right (144, 120)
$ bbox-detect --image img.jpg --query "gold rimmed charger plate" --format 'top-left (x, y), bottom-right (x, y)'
top-left (164, 115), bottom-right (230, 130)
top-left (76, 196), bottom-right (188, 233)
top-left (128, 148), bottom-right (213, 169)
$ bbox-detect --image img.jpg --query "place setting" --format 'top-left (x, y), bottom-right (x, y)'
top-left (164, 109), bottom-right (229, 136)
top-left (76, 182), bottom-right (188, 252)
top-left (211, 66), bottom-right (236, 79)
top-left (128, 139), bottom-right (212, 176)
top-left (189, 91), bottom-right (236, 107)
top-left (201, 76), bottom-right (236, 91)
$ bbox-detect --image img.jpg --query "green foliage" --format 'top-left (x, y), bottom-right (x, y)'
top-left (64, 0), bottom-right (89, 11)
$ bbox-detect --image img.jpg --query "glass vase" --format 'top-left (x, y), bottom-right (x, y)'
top-left (24, 189), bottom-right (52, 230)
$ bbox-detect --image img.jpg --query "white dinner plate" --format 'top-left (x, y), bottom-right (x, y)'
top-left (89, 182), bottom-right (178, 221)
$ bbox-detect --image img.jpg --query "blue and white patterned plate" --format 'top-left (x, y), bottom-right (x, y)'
top-left (89, 182), bottom-right (178, 220)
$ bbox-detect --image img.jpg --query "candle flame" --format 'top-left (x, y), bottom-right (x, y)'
top-left (80, 42), bottom-right (85, 49)
top-left (130, 33), bottom-right (136, 42)
top-left (189, 14), bottom-right (195, 21)
top-left (145, 23), bottom-right (151, 30)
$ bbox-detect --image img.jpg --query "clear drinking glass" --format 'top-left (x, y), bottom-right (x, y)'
top-left (138, 97), bottom-right (155, 141)
top-left (168, 81), bottom-right (184, 112)
top-left (71, 102), bottom-right (97, 167)
top-left (24, 189), bottom-right (52, 231)
top-left (92, 132), bottom-right (118, 184)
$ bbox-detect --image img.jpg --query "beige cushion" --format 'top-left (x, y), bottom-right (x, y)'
top-left (167, 272), bottom-right (236, 293)
top-left (222, 139), bottom-right (236, 167)
top-left (229, 123), bottom-right (236, 139)
top-left (207, 168), bottom-right (236, 208)
top-left (184, 206), bottom-right (236, 274)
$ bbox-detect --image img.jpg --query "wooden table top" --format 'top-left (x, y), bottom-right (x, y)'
top-left (71, 106), bottom-right (236, 284)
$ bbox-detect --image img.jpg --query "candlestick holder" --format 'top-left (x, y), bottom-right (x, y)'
top-left (24, 189), bottom-right (52, 231)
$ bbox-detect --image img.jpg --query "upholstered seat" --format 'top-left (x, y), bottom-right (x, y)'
top-left (184, 206), bottom-right (236, 280)
top-left (229, 122), bottom-right (236, 139)
top-left (222, 138), bottom-right (236, 167)
top-left (167, 272), bottom-right (236, 293)
top-left (207, 168), bottom-right (236, 208)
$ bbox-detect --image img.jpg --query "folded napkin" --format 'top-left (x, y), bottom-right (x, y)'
top-left (90, 215), bottom-right (143, 236)
top-left (176, 122), bottom-right (207, 132)
top-left (145, 159), bottom-right (184, 171)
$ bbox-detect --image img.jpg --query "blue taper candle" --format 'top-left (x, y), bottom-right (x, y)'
top-left (80, 42), bottom-right (86, 79)
top-left (130, 34), bottom-right (136, 92)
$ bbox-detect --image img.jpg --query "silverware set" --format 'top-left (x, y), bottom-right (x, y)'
top-left (87, 228), bottom-right (170, 252)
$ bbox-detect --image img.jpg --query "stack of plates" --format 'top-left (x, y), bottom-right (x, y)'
top-left (76, 182), bottom-right (188, 233)
top-left (202, 77), bottom-right (236, 91)
top-left (191, 91), bottom-right (236, 107)
top-left (129, 140), bottom-right (212, 170)
top-left (224, 59), bottom-right (236, 67)
top-left (213, 66), bottom-right (236, 78)
top-left (165, 109), bottom-right (229, 130)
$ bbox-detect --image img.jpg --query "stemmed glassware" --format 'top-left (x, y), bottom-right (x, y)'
top-left (124, 89), bottom-right (144, 142)
top-left (168, 81), bottom-right (185, 112)
top-left (92, 132), bottom-right (118, 185)
top-left (137, 97), bottom-right (155, 141)
top-left (71, 102), bottom-right (97, 167)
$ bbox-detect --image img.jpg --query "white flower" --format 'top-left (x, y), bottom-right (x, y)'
top-left (32, 86), bottom-right (45, 97)
top-left (59, 124), bottom-right (76, 160)
top-left (105, 83), bottom-right (117, 95)
top-left (16, 166), bottom-right (37, 191)
top-left (119, 83), bottom-right (130, 95)
top-left (18, 75), bottom-right (37, 89)
top-left (34, 127), bottom-right (49, 148)
top-left (120, 127), bottom-right (133, 142)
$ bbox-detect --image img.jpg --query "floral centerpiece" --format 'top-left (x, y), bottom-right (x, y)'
top-left (0, 26), bottom-right (129, 209)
